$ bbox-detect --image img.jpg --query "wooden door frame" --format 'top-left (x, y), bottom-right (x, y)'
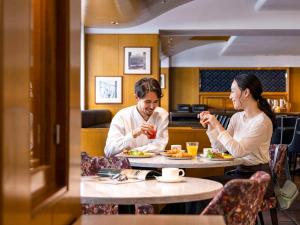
top-left (0, 0), bottom-right (81, 224)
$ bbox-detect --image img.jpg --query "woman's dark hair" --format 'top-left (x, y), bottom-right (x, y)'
top-left (234, 74), bottom-right (277, 129)
top-left (135, 78), bottom-right (162, 99)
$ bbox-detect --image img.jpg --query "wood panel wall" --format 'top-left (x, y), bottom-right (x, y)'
top-left (85, 34), bottom-right (159, 115)
top-left (170, 67), bottom-right (294, 112)
top-left (170, 67), bottom-right (199, 111)
top-left (289, 68), bottom-right (300, 112)
top-left (81, 127), bottom-right (210, 157)
top-left (160, 67), bottom-right (169, 111)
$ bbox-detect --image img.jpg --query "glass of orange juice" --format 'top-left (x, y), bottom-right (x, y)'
top-left (186, 142), bottom-right (199, 156)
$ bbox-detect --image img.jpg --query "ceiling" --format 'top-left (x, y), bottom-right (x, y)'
top-left (83, 0), bottom-right (300, 58)
top-left (83, 0), bottom-right (193, 28)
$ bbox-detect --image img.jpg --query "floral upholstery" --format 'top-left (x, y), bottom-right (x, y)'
top-left (259, 144), bottom-right (288, 212)
top-left (81, 152), bottom-right (131, 176)
top-left (201, 171), bottom-right (270, 225)
top-left (268, 144), bottom-right (288, 179)
top-left (80, 152), bottom-right (154, 215)
top-left (81, 203), bottom-right (118, 215)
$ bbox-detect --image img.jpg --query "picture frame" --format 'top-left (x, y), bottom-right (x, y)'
top-left (124, 47), bottom-right (151, 74)
top-left (95, 76), bottom-right (122, 104)
top-left (160, 74), bottom-right (166, 89)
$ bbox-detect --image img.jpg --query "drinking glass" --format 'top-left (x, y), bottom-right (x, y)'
top-left (186, 142), bottom-right (199, 156)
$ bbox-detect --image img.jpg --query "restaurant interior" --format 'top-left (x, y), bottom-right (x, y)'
top-left (1, 0), bottom-right (300, 225)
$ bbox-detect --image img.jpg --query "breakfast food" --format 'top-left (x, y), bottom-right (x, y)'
top-left (123, 149), bottom-right (146, 156)
top-left (171, 152), bottom-right (192, 158)
top-left (165, 149), bottom-right (181, 154)
top-left (206, 149), bottom-right (233, 159)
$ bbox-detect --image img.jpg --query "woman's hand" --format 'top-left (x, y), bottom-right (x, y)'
top-left (201, 113), bottom-right (224, 132)
top-left (199, 111), bottom-right (211, 128)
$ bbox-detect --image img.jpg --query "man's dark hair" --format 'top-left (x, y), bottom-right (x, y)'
top-left (134, 78), bottom-right (162, 99)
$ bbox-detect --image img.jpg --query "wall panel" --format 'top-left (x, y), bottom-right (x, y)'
top-left (160, 67), bottom-right (169, 111)
top-left (170, 67), bottom-right (199, 111)
top-left (85, 34), bottom-right (159, 115)
top-left (289, 68), bottom-right (300, 112)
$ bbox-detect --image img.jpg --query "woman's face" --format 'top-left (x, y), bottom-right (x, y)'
top-left (229, 80), bottom-right (244, 110)
top-left (136, 91), bottom-right (159, 117)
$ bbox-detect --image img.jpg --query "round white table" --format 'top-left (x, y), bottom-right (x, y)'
top-left (128, 155), bottom-right (243, 169)
top-left (80, 176), bottom-right (223, 205)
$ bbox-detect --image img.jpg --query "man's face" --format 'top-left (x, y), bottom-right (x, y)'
top-left (137, 92), bottom-right (159, 117)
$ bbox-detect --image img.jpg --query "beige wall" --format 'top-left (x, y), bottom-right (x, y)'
top-left (85, 34), bottom-right (160, 115)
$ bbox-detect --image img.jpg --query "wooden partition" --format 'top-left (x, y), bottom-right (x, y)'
top-left (85, 34), bottom-right (159, 116)
top-left (81, 127), bottom-right (211, 156)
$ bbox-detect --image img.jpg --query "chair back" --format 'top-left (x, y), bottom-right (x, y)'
top-left (288, 118), bottom-right (300, 154)
top-left (281, 117), bottom-right (297, 144)
top-left (271, 117), bottom-right (283, 144)
top-left (201, 171), bottom-right (270, 225)
top-left (268, 144), bottom-right (288, 178)
top-left (81, 151), bottom-right (131, 176)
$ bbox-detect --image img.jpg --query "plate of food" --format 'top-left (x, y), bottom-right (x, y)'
top-left (206, 150), bottom-right (234, 161)
top-left (165, 152), bottom-right (193, 160)
top-left (160, 149), bottom-right (183, 157)
top-left (122, 150), bottom-right (155, 158)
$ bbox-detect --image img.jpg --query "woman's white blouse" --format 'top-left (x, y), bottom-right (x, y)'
top-left (206, 112), bottom-right (273, 166)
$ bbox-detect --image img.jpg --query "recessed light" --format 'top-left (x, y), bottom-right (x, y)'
top-left (110, 21), bottom-right (119, 25)
top-left (161, 0), bottom-right (168, 4)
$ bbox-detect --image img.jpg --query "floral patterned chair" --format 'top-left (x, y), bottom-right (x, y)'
top-left (258, 144), bottom-right (288, 225)
top-left (81, 152), bottom-right (154, 215)
top-left (201, 171), bottom-right (271, 225)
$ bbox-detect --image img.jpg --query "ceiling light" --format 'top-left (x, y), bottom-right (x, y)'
top-left (110, 21), bottom-right (119, 25)
top-left (161, 0), bottom-right (168, 4)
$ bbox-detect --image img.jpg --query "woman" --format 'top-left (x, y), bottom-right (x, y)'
top-left (200, 73), bottom-right (276, 196)
top-left (104, 78), bottom-right (169, 157)
top-left (161, 74), bottom-right (276, 215)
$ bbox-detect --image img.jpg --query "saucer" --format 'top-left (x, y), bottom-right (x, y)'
top-left (155, 176), bottom-right (185, 183)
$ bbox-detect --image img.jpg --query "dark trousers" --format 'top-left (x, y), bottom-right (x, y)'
top-left (160, 164), bottom-right (274, 215)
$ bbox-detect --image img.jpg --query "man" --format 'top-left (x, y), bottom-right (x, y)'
top-left (104, 78), bottom-right (169, 157)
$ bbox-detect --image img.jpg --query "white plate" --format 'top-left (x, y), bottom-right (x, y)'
top-left (121, 153), bottom-right (155, 158)
top-left (165, 156), bottom-right (193, 160)
top-left (155, 176), bottom-right (185, 183)
top-left (207, 157), bottom-right (234, 161)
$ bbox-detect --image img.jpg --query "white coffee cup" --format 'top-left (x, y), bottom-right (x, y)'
top-left (162, 168), bottom-right (185, 179)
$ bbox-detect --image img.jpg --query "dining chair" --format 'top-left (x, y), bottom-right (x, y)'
top-left (223, 116), bottom-right (231, 129)
top-left (258, 144), bottom-right (288, 225)
top-left (80, 152), bottom-right (154, 215)
top-left (271, 117), bottom-right (283, 144)
top-left (281, 117), bottom-right (297, 144)
top-left (201, 171), bottom-right (270, 225)
top-left (288, 118), bottom-right (300, 179)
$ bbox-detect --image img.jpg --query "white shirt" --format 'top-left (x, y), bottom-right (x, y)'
top-left (206, 111), bottom-right (273, 166)
top-left (104, 106), bottom-right (169, 157)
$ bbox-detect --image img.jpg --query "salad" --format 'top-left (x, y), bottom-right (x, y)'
top-left (123, 149), bottom-right (146, 156)
top-left (206, 149), bottom-right (233, 159)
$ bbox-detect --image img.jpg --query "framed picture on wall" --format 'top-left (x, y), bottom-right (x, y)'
top-left (160, 74), bottom-right (165, 89)
top-left (124, 47), bottom-right (151, 74)
top-left (95, 76), bottom-right (122, 104)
